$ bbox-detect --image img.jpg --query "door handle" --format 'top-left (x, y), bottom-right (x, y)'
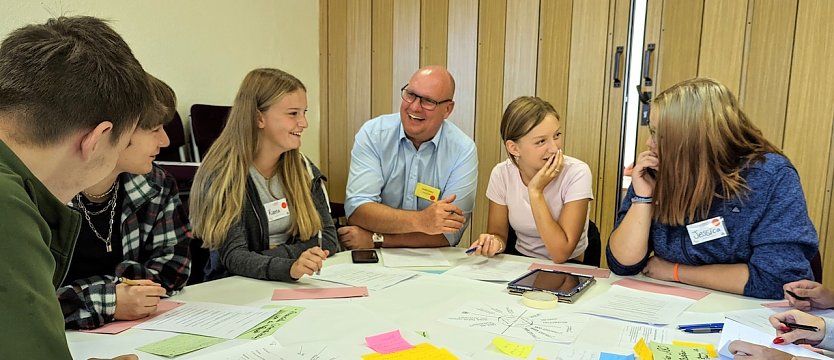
top-left (612, 46), bottom-right (624, 88)
top-left (642, 43), bottom-right (656, 86)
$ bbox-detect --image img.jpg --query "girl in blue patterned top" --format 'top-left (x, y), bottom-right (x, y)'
top-left (607, 78), bottom-right (818, 299)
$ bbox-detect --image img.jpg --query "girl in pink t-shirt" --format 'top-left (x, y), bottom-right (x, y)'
top-left (468, 96), bottom-right (593, 262)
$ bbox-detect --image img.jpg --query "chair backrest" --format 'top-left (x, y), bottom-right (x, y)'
top-left (157, 111), bottom-right (188, 162)
top-left (504, 220), bottom-right (601, 267)
top-left (155, 161), bottom-right (200, 213)
top-left (189, 104), bottom-right (231, 161)
top-left (812, 251), bottom-right (823, 283)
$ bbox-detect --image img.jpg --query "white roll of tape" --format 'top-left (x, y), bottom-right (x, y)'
top-left (522, 291), bottom-right (558, 309)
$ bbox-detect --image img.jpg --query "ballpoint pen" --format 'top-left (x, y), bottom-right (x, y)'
top-left (682, 328), bottom-right (722, 333)
top-left (785, 289), bottom-right (810, 301)
top-left (317, 230), bottom-right (323, 275)
top-left (781, 320), bottom-right (819, 332)
top-left (677, 323), bottom-right (724, 330)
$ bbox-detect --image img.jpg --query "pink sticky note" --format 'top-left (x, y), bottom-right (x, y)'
top-left (365, 329), bottom-right (414, 354)
top-left (762, 300), bottom-right (791, 308)
top-left (528, 263), bottom-right (611, 278)
top-left (82, 300), bottom-right (184, 334)
top-left (272, 287), bottom-right (368, 300)
top-left (613, 278), bottom-right (709, 300)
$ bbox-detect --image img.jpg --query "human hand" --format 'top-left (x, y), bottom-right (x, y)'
top-left (784, 280), bottom-right (834, 311)
top-left (467, 233), bottom-right (506, 257)
top-left (769, 309), bottom-right (826, 346)
top-left (727, 340), bottom-right (794, 359)
top-left (641, 256), bottom-right (676, 282)
top-left (418, 194), bottom-right (465, 235)
top-left (290, 247), bottom-right (330, 279)
top-left (631, 150), bottom-right (658, 197)
top-left (528, 150), bottom-right (564, 196)
top-left (337, 226), bottom-right (373, 249)
top-left (114, 279), bottom-right (166, 320)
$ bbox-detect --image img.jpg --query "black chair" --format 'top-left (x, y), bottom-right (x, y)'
top-left (189, 104), bottom-right (231, 161)
top-left (155, 161), bottom-right (200, 213)
top-left (187, 238), bottom-right (210, 285)
top-left (329, 202), bottom-right (347, 227)
top-left (812, 251), bottom-right (823, 283)
top-left (157, 111), bottom-right (189, 162)
top-left (504, 220), bottom-right (601, 267)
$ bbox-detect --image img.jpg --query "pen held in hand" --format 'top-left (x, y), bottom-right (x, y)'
top-left (781, 320), bottom-right (819, 332)
top-left (465, 246), bottom-right (478, 255)
top-left (785, 289), bottom-right (809, 301)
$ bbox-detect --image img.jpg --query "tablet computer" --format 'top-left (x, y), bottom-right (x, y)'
top-left (507, 268), bottom-right (595, 303)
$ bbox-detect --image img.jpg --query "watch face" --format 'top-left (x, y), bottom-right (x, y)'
top-left (373, 233), bottom-right (383, 242)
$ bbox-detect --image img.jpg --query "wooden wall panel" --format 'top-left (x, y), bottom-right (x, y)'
top-left (392, 0), bottom-right (420, 111)
top-left (371, 0), bottom-right (394, 117)
top-left (319, 0), bottom-right (330, 179)
top-left (741, 0), bottom-right (797, 147)
top-left (347, 0), bottom-right (372, 142)
top-left (597, 0), bottom-right (631, 268)
top-left (471, 0), bottom-right (506, 242)
top-left (697, 0), bottom-right (748, 94)
top-left (536, 0), bottom-right (573, 125)
top-left (420, 0), bottom-right (449, 67)
top-left (447, 0), bottom-right (479, 138)
top-left (565, 0), bottom-right (611, 220)
top-left (325, 1), bottom-right (349, 202)
top-left (502, 0), bottom-right (540, 108)
top-left (656, 0), bottom-right (703, 91)
top-left (783, 0), bottom-right (834, 286)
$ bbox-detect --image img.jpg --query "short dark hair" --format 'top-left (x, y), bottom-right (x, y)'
top-left (0, 16), bottom-right (150, 146)
top-left (139, 74), bottom-right (177, 130)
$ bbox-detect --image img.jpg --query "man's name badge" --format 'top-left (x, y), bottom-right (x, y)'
top-left (415, 182), bottom-right (441, 202)
top-left (264, 198), bottom-right (291, 222)
top-left (686, 216), bottom-right (728, 245)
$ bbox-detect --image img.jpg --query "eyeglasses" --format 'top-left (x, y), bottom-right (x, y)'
top-left (401, 85), bottom-right (453, 111)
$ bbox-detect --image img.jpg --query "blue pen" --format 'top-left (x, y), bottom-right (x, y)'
top-left (465, 246), bottom-right (478, 254)
top-left (677, 323), bottom-right (724, 330)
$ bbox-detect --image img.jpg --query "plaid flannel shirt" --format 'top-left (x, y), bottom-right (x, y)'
top-left (58, 165), bottom-right (191, 329)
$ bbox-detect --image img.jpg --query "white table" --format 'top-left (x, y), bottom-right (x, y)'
top-left (67, 248), bottom-right (769, 359)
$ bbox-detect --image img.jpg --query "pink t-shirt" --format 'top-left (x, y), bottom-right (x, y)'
top-left (486, 156), bottom-right (593, 261)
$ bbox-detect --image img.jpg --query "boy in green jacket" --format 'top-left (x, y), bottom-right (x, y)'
top-left (0, 16), bottom-right (154, 359)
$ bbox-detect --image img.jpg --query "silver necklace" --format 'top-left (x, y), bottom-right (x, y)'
top-left (74, 182), bottom-right (119, 252)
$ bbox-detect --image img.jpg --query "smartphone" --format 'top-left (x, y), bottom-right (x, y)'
top-left (351, 249), bottom-right (379, 263)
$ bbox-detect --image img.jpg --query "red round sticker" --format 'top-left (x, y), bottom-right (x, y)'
top-left (281, 202), bottom-right (288, 208)
top-left (430, 195), bottom-right (436, 201)
top-left (711, 218), bottom-right (720, 226)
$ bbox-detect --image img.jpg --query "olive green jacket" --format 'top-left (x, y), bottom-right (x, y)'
top-left (0, 139), bottom-right (80, 359)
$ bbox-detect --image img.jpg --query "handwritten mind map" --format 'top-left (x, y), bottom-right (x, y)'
top-left (440, 303), bottom-right (588, 343)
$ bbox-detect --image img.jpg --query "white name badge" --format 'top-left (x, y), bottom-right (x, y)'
top-left (686, 216), bottom-right (728, 245)
top-left (264, 198), bottom-right (290, 222)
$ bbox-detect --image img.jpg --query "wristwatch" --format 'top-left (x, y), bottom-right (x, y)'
top-left (372, 232), bottom-right (384, 248)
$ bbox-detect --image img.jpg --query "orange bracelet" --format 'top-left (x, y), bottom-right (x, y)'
top-left (673, 263), bottom-right (681, 282)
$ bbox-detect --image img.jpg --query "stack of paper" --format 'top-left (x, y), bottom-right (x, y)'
top-left (381, 248), bottom-right (451, 267)
top-left (577, 285), bottom-right (695, 325)
top-left (134, 302), bottom-right (279, 339)
top-left (314, 263), bottom-right (418, 290)
top-left (443, 257), bottom-right (530, 282)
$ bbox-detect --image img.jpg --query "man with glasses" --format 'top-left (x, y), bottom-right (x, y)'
top-left (339, 66), bottom-right (477, 249)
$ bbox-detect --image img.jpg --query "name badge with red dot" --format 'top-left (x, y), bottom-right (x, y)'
top-left (415, 182), bottom-right (441, 202)
top-left (685, 216), bottom-right (728, 245)
top-left (264, 198), bottom-right (291, 222)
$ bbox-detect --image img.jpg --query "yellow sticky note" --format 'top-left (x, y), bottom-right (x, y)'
top-left (362, 343), bottom-right (458, 360)
top-left (634, 337), bottom-right (653, 360)
top-left (672, 341), bottom-right (718, 358)
top-left (415, 182), bottom-right (441, 202)
top-left (492, 336), bottom-right (533, 359)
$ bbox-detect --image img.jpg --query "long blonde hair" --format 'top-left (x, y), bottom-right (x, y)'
top-left (190, 68), bottom-right (322, 249)
top-left (652, 78), bottom-right (782, 225)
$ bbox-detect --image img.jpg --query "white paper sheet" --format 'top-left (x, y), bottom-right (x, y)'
top-left (440, 302), bottom-right (589, 343)
top-left (134, 302), bottom-right (278, 339)
top-left (576, 285), bottom-right (695, 325)
top-left (191, 338), bottom-right (283, 360)
top-left (381, 248), bottom-right (451, 267)
top-left (443, 257), bottom-right (531, 282)
top-left (718, 318), bottom-right (827, 359)
top-left (313, 263), bottom-right (418, 291)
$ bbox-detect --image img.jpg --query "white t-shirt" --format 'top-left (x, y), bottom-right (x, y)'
top-left (485, 156), bottom-right (593, 261)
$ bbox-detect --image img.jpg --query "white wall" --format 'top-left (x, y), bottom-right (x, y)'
top-left (0, 0), bottom-right (322, 163)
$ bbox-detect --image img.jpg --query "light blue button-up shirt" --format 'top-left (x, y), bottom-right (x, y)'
top-left (345, 113), bottom-right (478, 246)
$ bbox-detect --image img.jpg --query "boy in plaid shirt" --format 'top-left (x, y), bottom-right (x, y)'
top-left (59, 74), bottom-right (191, 329)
